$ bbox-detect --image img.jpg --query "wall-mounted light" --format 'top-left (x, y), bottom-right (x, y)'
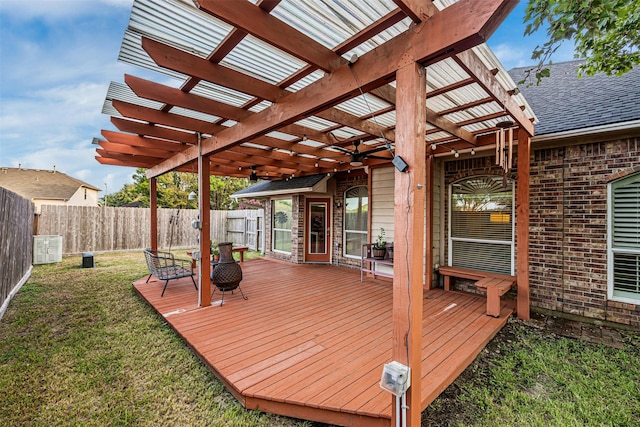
top-left (188, 191), bottom-right (197, 200)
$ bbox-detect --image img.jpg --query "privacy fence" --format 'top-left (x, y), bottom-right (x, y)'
top-left (0, 188), bottom-right (34, 319)
top-left (37, 206), bottom-right (264, 255)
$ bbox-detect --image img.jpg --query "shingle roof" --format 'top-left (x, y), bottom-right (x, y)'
top-left (233, 174), bottom-right (328, 198)
top-left (509, 60), bottom-right (640, 136)
top-left (0, 168), bottom-right (101, 200)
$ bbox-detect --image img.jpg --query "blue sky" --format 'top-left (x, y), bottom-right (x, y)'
top-left (0, 1), bottom-right (576, 195)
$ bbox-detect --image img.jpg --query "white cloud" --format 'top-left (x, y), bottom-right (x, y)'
top-left (0, 0), bottom-right (133, 22)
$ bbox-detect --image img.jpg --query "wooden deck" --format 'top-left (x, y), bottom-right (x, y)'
top-left (133, 258), bottom-right (513, 427)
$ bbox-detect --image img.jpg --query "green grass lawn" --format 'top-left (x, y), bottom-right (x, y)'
top-left (0, 251), bottom-right (313, 427)
top-left (1, 251), bottom-right (638, 426)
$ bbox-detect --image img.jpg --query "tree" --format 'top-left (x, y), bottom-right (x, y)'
top-left (522, 0), bottom-right (639, 84)
top-left (103, 168), bottom-right (253, 210)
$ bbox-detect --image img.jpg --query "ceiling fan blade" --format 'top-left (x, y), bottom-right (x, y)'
top-left (365, 154), bottom-right (393, 160)
top-left (361, 145), bottom-right (392, 156)
top-left (330, 146), bottom-right (353, 154)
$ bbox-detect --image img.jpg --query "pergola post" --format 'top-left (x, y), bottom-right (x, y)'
top-left (516, 128), bottom-right (531, 320)
top-left (392, 61), bottom-right (426, 427)
top-left (198, 152), bottom-right (211, 307)
top-left (150, 177), bottom-right (158, 251)
top-left (425, 154), bottom-right (434, 290)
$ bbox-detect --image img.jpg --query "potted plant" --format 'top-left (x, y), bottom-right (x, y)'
top-left (210, 240), bottom-right (220, 262)
top-left (372, 228), bottom-right (386, 259)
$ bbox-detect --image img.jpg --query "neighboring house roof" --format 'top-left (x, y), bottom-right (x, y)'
top-left (509, 60), bottom-right (640, 136)
top-left (233, 174), bottom-right (329, 199)
top-left (0, 167), bottom-right (101, 201)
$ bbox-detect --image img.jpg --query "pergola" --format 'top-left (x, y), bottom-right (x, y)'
top-left (97, 0), bottom-right (534, 424)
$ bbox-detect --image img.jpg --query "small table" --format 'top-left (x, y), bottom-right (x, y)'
top-left (187, 246), bottom-right (250, 268)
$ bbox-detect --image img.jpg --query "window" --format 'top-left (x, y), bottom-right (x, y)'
top-left (448, 176), bottom-right (514, 275)
top-left (608, 172), bottom-right (640, 303)
top-left (272, 198), bottom-right (292, 253)
top-left (343, 186), bottom-right (368, 257)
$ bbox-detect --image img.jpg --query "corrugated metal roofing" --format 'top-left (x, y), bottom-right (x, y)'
top-left (98, 0), bottom-right (538, 179)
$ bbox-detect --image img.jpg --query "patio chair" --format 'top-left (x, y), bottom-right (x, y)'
top-left (143, 249), bottom-right (197, 296)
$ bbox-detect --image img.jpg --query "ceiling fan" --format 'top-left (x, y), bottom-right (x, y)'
top-left (330, 140), bottom-right (392, 166)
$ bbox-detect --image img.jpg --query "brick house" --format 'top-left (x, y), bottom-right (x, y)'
top-left (512, 60), bottom-right (640, 326)
top-left (236, 60), bottom-right (640, 328)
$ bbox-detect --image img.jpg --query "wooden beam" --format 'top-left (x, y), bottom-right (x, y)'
top-left (101, 130), bottom-right (186, 152)
top-left (98, 140), bottom-right (177, 159)
top-left (96, 149), bottom-right (170, 165)
top-left (125, 74), bottom-right (253, 122)
top-left (425, 154), bottom-right (433, 290)
top-left (150, 177), bottom-right (158, 251)
top-left (314, 109), bottom-right (396, 142)
top-left (334, 9), bottom-right (407, 55)
top-left (96, 156), bottom-right (157, 169)
top-left (454, 49), bottom-right (534, 136)
top-left (196, 0), bottom-right (343, 73)
top-left (111, 117), bottom-right (198, 145)
top-left (142, 37), bottom-right (286, 103)
top-left (126, 70), bottom-right (393, 147)
top-left (198, 146), bottom-right (211, 308)
top-left (516, 127), bottom-right (530, 320)
top-left (393, 61), bottom-right (426, 427)
top-left (148, 0), bottom-right (513, 178)
top-left (425, 107), bottom-right (477, 145)
top-left (392, 0), bottom-right (438, 22)
top-left (112, 100), bottom-right (219, 135)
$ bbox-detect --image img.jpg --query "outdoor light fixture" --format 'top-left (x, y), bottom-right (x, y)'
top-left (431, 143), bottom-right (437, 151)
top-left (350, 159), bottom-right (363, 167)
top-left (249, 167), bottom-right (258, 182)
top-left (471, 148), bottom-right (476, 155)
top-left (188, 191), bottom-right (197, 200)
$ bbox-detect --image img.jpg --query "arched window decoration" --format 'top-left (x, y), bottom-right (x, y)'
top-left (608, 172), bottom-right (640, 303)
top-left (449, 176), bottom-right (514, 275)
top-left (343, 186), bottom-right (368, 258)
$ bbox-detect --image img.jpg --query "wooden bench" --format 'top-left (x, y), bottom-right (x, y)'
top-left (437, 265), bottom-right (516, 317)
top-left (232, 246), bottom-right (249, 262)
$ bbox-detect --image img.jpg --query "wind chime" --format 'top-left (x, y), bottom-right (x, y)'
top-left (495, 119), bottom-right (514, 173)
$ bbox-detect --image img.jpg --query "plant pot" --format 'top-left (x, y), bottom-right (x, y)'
top-left (387, 247), bottom-right (394, 261)
top-left (372, 247), bottom-right (386, 259)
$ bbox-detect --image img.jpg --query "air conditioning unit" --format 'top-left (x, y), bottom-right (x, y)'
top-left (33, 235), bottom-right (63, 265)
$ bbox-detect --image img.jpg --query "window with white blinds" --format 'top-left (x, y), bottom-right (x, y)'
top-left (448, 176), bottom-right (514, 275)
top-left (608, 173), bottom-right (640, 302)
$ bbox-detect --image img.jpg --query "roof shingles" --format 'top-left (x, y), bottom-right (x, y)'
top-left (510, 60), bottom-right (640, 136)
top-left (0, 168), bottom-right (100, 201)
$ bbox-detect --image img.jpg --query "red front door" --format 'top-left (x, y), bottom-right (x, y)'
top-left (305, 198), bottom-right (331, 263)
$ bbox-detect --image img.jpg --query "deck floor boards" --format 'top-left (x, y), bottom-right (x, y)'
top-left (134, 258), bottom-right (512, 426)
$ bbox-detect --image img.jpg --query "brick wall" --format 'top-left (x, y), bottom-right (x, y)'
top-left (530, 137), bottom-right (640, 326)
top-left (333, 172), bottom-right (368, 268)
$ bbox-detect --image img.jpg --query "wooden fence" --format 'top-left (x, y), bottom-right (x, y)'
top-left (0, 188), bottom-right (34, 319)
top-left (37, 206), bottom-right (264, 255)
